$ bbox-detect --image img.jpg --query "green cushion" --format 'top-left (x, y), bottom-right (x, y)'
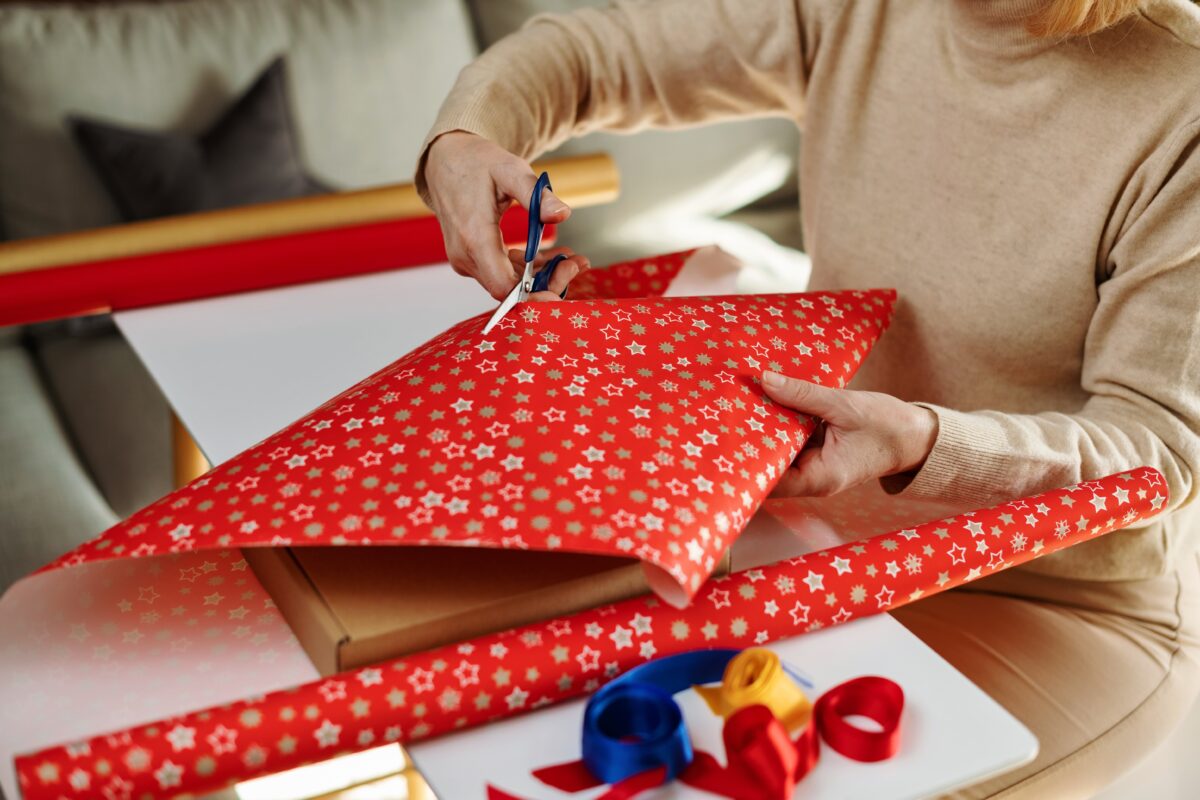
top-left (30, 318), bottom-right (174, 519)
top-left (0, 340), bottom-right (115, 592)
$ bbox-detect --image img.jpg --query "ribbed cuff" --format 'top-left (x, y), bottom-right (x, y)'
top-left (887, 403), bottom-right (1014, 507)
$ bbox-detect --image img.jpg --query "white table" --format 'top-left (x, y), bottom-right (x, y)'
top-left (115, 259), bottom-right (1037, 799)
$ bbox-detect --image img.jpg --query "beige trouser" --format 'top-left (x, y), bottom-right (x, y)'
top-left (892, 551), bottom-right (1200, 799)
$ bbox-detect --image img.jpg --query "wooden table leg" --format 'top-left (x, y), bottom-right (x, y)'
top-left (172, 411), bottom-right (210, 488)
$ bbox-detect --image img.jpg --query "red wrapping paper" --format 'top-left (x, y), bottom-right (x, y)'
top-left (40, 263), bottom-right (896, 604)
top-left (0, 209), bottom-right (547, 327)
top-left (15, 466), bottom-right (1165, 799)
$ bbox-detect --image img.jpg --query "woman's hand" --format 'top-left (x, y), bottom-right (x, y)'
top-left (424, 131), bottom-right (585, 300)
top-left (761, 370), bottom-right (939, 497)
top-left (506, 246), bottom-right (590, 301)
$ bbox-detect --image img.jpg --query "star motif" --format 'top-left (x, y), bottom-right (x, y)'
top-left (505, 687), bottom-right (529, 709)
top-left (802, 570), bottom-right (825, 592)
top-left (164, 726), bottom-right (195, 753)
top-left (314, 720), bottom-right (342, 748)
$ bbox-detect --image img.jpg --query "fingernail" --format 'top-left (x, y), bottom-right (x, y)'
top-left (762, 370), bottom-right (785, 388)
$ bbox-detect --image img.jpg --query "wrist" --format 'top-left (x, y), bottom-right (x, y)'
top-left (896, 403), bottom-right (938, 475)
top-left (426, 130), bottom-right (472, 172)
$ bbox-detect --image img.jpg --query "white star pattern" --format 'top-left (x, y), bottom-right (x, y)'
top-left (17, 471), bottom-right (1163, 796)
top-left (9, 250), bottom-right (1166, 800)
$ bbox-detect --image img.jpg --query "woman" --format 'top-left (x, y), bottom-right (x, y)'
top-left (417, 0), bottom-right (1200, 795)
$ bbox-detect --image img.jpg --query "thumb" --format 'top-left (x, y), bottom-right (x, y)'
top-left (494, 162), bottom-right (571, 223)
top-left (761, 371), bottom-right (844, 419)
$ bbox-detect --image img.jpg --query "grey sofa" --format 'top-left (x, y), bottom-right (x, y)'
top-left (0, 0), bottom-right (804, 594)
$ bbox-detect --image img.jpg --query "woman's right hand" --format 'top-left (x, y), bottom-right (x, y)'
top-left (424, 131), bottom-right (586, 300)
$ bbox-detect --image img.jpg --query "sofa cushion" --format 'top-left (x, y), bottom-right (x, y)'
top-left (0, 0), bottom-right (477, 239)
top-left (70, 58), bottom-right (329, 222)
top-left (0, 340), bottom-right (116, 593)
top-left (29, 318), bottom-right (174, 519)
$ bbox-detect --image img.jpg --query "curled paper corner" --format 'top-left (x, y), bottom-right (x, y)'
top-left (642, 562), bottom-right (692, 609)
top-left (666, 245), bottom-right (744, 298)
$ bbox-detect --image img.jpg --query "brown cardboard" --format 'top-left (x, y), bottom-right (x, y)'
top-left (245, 545), bottom-right (665, 676)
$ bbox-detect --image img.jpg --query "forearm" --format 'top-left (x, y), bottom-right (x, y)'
top-left (416, 0), bottom-right (810, 201)
top-left (899, 396), bottom-right (1196, 528)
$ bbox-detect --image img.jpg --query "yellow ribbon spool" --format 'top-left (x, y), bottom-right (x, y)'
top-left (693, 648), bottom-right (813, 733)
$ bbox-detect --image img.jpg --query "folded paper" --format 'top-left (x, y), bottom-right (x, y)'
top-left (39, 260), bottom-right (896, 605)
top-left (0, 249), bottom-right (705, 798)
top-left (14, 467), bottom-right (1164, 799)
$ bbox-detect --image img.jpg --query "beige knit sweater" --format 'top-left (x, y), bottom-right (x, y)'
top-left (418, 0), bottom-right (1200, 581)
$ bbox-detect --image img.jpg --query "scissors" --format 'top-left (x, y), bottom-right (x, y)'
top-left (481, 171), bottom-right (568, 335)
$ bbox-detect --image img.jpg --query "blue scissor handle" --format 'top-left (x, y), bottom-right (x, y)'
top-left (525, 171), bottom-right (553, 265)
top-left (531, 253), bottom-right (569, 299)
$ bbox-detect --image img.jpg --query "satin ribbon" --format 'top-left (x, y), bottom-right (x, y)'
top-left (693, 647), bottom-right (813, 733)
top-left (578, 649), bottom-right (740, 784)
top-left (686, 676), bottom-right (904, 798)
top-left (499, 649), bottom-right (739, 799)
top-left (491, 648), bottom-right (903, 800)
top-left (816, 675), bottom-right (905, 762)
top-left (688, 651), bottom-right (902, 797)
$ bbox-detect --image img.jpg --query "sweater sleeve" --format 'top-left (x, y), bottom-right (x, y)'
top-left (415, 0), bottom-right (820, 201)
top-left (895, 120), bottom-right (1200, 533)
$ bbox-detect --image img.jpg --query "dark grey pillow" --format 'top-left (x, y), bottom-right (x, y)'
top-left (69, 58), bottom-right (328, 222)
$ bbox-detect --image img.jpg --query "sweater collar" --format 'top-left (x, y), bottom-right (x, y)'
top-left (947, 0), bottom-right (1060, 57)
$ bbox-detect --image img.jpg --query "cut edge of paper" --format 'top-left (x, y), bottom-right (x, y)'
top-left (665, 245), bottom-right (744, 298)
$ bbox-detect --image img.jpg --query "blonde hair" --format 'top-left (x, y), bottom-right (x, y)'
top-left (1029, 0), bottom-right (1144, 37)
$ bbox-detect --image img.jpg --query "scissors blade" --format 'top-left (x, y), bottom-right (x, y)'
top-left (480, 262), bottom-right (534, 336)
top-left (482, 173), bottom-right (549, 336)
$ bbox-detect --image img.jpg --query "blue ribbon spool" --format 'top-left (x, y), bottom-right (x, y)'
top-left (580, 648), bottom-right (741, 784)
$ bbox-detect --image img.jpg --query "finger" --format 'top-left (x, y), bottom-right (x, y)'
top-left (538, 189), bottom-right (571, 223)
top-left (509, 246), bottom-right (582, 273)
top-left (546, 257), bottom-right (584, 296)
top-left (507, 248), bottom-right (525, 272)
top-left (770, 448), bottom-right (846, 498)
top-left (520, 246), bottom-right (574, 270)
top-left (761, 371), bottom-right (845, 420)
top-left (562, 251), bottom-right (590, 271)
top-left (535, 246), bottom-right (576, 266)
top-left (769, 467), bottom-right (806, 498)
top-left (494, 162), bottom-right (572, 222)
top-left (463, 220), bottom-right (521, 300)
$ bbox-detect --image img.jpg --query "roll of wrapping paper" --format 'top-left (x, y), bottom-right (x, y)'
top-left (0, 152), bottom-right (619, 327)
top-left (0, 211), bottom-right (541, 327)
top-left (14, 466), bottom-right (1165, 799)
top-left (0, 154), bottom-right (618, 275)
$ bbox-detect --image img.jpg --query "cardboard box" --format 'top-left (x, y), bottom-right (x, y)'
top-left (244, 545), bottom-right (693, 676)
top-left (241, 504), bottom-right (824, 677)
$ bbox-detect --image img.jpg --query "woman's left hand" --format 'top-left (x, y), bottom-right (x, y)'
top-left (761, 370), bottom-right (939, 497)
